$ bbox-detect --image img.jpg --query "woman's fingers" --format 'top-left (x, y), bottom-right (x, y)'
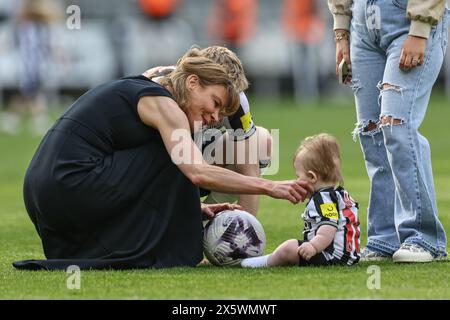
top-left (201, 204), bottom-right (229, 220)
top-left (411, 57), bottom-right (418, 67)
top-left (230, 203), bottom-right (244, 210)
top-left (288, 180), bottom-right (313, 203)
top-left (202, 207), bottom-right (215, 219)
top-left (400, 51), bottom-right (418, 70)
top-left (399, 35), bottom-right (427, 70)
top-left (208, 203), bottom-right (243, 214)
top-left (214, 203), bottom-right (230, 212)
top-left (412, 52), bottom-right (425, 68)
top-left (294, 179), bottom-right (314, 199)
top-left (269, 180), bottom-right (313, 204)
top-left (399, 49), bottom-right (406, 69)
top-left (401, 52), bottom-right (421, 70)
top-left (287, 194), bottom-right (297, 205)
top-left (281, 183), bottom-right (300, 204)
top-left (220, 203), bottom-right (243, 211)
top-left (336, 39), bottom-right (351, 67)
top-left (289, 187), bottom-right (303, 204)
top-left (404, 53), bottom-right (413, 69)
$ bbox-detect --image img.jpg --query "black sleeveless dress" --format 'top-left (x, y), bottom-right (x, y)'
top-left (14, 76), bottom-right (203, 270)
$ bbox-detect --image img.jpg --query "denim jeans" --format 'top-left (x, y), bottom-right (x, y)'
top-left (350, 0), bottom-right (449, 256)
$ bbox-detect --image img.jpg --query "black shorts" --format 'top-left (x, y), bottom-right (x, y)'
top-left (297, 240), bottom-right (342, 267)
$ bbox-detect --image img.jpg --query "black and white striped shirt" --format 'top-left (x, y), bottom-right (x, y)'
top-left (205, 91), bottom-right (256, 141)
top-left (302, 186), bottom-right (360, 265)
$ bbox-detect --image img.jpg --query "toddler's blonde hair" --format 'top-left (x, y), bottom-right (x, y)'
top-left (294, 133), bottom-right (344, 186)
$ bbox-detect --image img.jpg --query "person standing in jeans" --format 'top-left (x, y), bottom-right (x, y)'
top-left (327, 0), bottom-right (449, 262)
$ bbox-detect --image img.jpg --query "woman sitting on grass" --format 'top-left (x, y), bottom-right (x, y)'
top-left (14, 46), bottom-right (312, 271)
top-left (242, 133), bottom-right (361, 267)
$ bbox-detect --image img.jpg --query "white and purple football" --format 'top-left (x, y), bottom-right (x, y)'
top-left (203, 210), bottom-right (266, 266)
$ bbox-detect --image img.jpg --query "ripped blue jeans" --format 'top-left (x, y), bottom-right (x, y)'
top-left (350, 0), bottom-right (449, 256)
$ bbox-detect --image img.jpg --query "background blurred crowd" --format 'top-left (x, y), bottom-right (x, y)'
top-left (0, 0), bottom-right (449, 134)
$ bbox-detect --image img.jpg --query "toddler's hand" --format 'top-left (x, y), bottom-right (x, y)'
top-left (298, 242), bottom-right (317, 261)
top-left (142, 66), bottom-right (173, 78)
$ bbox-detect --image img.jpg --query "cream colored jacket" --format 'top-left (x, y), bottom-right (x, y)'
top-left (327, 0), bottom-right (446, 38)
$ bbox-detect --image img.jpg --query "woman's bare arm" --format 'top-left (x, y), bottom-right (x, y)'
top-left (137, 96), bottom-right (312, 204)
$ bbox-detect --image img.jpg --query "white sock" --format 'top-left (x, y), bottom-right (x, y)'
top-left (241, 254), bottom-right (271, 268)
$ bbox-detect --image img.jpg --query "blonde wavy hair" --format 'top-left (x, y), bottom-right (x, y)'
top-left (159, 47), bottom-right (240, 117)
top-left (198, 46), bottom-right (249, 92)
top-left (294, 133), bottom-right (344, 186)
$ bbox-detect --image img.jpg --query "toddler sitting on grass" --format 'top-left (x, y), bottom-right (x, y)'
top-left (241, 133), bottom-right (360, 267)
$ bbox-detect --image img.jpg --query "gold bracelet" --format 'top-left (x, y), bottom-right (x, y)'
top-left (334, 31), bottom-right (350, 42)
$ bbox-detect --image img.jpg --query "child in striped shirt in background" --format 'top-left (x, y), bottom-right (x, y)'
top-left (241, 133), bottom-right (360, 267)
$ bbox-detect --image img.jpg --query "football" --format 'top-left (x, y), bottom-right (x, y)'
top-left (203, 209), bottom-right (266, 266)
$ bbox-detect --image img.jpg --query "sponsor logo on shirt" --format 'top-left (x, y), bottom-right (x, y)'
top-left (240, 112), bottom-right (253, 132)
top-left (320, 203), bottom-right (339, 220)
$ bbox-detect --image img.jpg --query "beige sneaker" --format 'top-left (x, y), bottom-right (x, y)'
top-left (393, 243), bottom-right (441, 263)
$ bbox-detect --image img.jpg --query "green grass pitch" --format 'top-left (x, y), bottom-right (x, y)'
top-left (1, 93), bottom-right (449, 299)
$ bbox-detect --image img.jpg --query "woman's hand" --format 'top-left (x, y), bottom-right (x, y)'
top-left (201, 203), bottom-right (244, 220)
top-left (335, 29), bottom-right (351, 82)
top-left (267, 179), bottom-right (314, 204)
top-left (298, 242), bottom-right (317, 261)
top-left (399, 35), bottom-right (427, 70)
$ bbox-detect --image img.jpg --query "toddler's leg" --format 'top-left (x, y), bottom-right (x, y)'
top-left (241, 239), bottom-right (299, 268)
top-left (268, 239), bottom-right (301, 266)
